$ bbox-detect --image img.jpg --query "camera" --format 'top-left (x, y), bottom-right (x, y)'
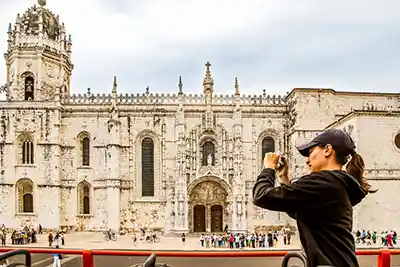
top-left (277, 153), bottom-right (286, 169)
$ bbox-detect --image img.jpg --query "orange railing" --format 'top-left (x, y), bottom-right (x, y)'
top-left (0, 248), bottom-right (398, 267)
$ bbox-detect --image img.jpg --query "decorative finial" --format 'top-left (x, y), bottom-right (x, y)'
top-left (234, 77), bottom-right (239, 96)
top-left (112, 76), bottom-right (117, 94)
top-left (146, 86), bottom-right (150, 94)
top-left (203, 61), bottom-right (214, 88)
top-left (178, 76), bottom-right (183, 95)
top-left (38, 0), bottom-right (46, 7)
top-left (205, 61), bottom-right (211, 71)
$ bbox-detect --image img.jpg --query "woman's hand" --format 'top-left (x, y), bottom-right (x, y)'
top-left (264, 153), bottom-right (290, 185)
top-left (264, 152), bottom-right (280, 169)
top-left (277, 156), bottom-right (290, 185)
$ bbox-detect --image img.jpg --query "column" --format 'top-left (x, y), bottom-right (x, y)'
top-left (106, 118), bottom-right (121, 232)
top-left (231, 194), bottom-right (238, 231)
top-left (206, 205), bottom-right (211, 232)
top-left (106, 145), bottom-right (121, 232)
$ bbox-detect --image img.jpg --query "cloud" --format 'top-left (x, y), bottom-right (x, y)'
top-left (0, 0), bottom-right (399, 96)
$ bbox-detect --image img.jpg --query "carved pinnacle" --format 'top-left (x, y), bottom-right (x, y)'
top-left (178, 76), bottom-right (183, 95)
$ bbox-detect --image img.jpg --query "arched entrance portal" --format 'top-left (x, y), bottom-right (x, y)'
top-left (189, 180), bottom-right (228, 232)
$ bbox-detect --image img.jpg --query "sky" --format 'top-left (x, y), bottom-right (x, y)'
top-left (0, 0), bottom-right (399, 96)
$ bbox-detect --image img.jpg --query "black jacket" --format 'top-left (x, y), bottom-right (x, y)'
top-left (253, 168), bottom-right (366, 267)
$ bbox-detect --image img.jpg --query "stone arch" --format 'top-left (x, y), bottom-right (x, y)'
top-left (188, 177), bottom-right (229, 233)
top-left (15, 178), bottom-right (35, 213)
top-left (198, 135), bottom-right (218, 167)
top-left (21, 71), bottom-right (35, 101)
top-left (16, 132), bottom-right (34, 165)
top-left (20, 71), bottom-right (35, 79)
top-left (77, 131), bottom-right (91, 166)
top-left (77, 180), bottom-right (92, 215)
top-left (188, 175), bottom-right (231, 196)
top-left (257, 128), bottom-right (281, 171)
top-left (135, 129), bottom-right (161, 199)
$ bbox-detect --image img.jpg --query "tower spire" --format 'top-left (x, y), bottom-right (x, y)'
top-left (178, 76), bottom-right (183, 96)
top-left (112, 76), bottom-right (117, 94)
top-left (234, 77), bottom-right (240, 96)
top-left (203, 62), bottom-right (214, 104)
top-left (203, 62), bottom-right (214, 89)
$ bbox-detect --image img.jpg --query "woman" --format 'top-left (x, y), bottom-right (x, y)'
top-left (253, 129), bottom-right (375, 267)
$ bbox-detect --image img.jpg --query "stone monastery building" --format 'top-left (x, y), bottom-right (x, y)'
top-left (0, 1), bottom-right (399, 233)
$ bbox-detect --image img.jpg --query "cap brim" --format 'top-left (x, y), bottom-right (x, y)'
top-left (296, 141), bottom-right (318, 157)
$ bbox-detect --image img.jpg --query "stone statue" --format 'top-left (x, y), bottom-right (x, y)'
top-left (229, 139), bottom-right (234, 151)
top-left (207, 153), bottom-right (212, 166)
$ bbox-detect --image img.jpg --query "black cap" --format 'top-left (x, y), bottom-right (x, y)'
top-left (297, 129), bottom-right (356, 157)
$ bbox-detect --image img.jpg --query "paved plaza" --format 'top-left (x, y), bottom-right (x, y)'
top-left (5, 231), bottom-right (398, 250)
top-left (3, 232), bottom-right (400, 267)
top-left (8, 232), bottom-right (304, 250)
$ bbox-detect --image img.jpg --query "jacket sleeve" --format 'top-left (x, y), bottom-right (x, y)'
top-left (252, 168), bottom-right (337, 213)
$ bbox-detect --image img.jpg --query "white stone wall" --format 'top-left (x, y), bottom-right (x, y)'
top-left (0, 90), bottom-right (398, 232)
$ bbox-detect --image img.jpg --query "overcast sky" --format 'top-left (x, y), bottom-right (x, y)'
top-left (0, 0), bottom-right (399, 96)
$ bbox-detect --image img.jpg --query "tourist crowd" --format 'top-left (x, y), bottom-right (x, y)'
top-left (354, 229), bottom-right (397, 248)
top-left (0, 224), bottom-right (38, 246)
top-left (199, 230), bottom-right (292, 249)
top-left (0, 223), bottom-right (66, 248)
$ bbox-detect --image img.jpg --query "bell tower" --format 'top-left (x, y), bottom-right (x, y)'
top-left (3, 0), bottom-right (73, 102)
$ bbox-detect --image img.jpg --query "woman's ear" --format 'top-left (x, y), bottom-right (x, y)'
top-left (324, 144), bottom-right (334, 157)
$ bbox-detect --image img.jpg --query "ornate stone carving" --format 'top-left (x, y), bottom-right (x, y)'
top-left (40, 80), bottom-right (56, 101)
top-left (198, 166), bottom-right (221, 177)
top-left (45, 63), bottom-right (55, 79)
top-left (25, 61), bottom-right (32, 70)
top-left (189, 181), bottom-right (227, 205)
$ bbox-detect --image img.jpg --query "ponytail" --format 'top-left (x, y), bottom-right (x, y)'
top-left (346, 153), bottom-right (377, 194)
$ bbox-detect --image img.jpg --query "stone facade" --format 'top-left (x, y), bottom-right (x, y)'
top-left (0, 2), bottom-right (399, 233)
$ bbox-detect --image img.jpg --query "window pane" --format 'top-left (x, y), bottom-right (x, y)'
top-left (82, 137), bottom-right (90, 166)
top-left (23, 194), bottom-right (33, 213)
top-left (261, 137), bottom-right (275, 164)
top-left (141, 138), bottom-right (154, 197)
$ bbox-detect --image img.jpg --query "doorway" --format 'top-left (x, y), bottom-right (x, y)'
top-left (210, 205), bottom-right (223, 232)
top-left (193, 205), bottom-right (206, 232)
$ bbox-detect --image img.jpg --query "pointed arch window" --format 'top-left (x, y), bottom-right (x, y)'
top-left (261, 137), bottom-right (275, 165)
top-left (78, 181), bottom-right (91, 215)
top-left (77, 132), bottom-right (91, 167)
top-left (16, 178), bottom-right (34, 213)
top-left (18, 133), bottom-right (34, 165)
top-left (202, 141), bottom-right (215, 166)
top-left (141, 138), bottom-right (155, 197)
top-left (82, 137), bottom-right (90, 166)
